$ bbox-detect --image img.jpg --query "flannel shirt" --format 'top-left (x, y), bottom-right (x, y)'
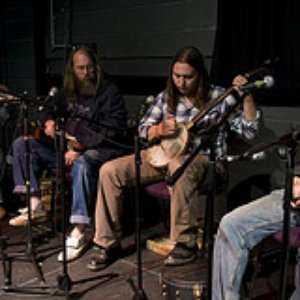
top-left (138, 86), bottom-right (260, 159)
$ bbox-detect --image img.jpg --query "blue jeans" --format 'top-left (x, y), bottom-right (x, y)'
top-left (13, 136), bottom-right (108, 225)
top-left (13, 136), bottom-right (57, 194)
top-left (212, 189), bottom-right (300, 300)
top-left (70, 149), bottom-right (107, 225)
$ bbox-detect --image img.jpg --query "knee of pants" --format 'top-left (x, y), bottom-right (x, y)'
top-left (99, 160), bottom-right (119, 181)
top-left (13, 136), bottom-right (25, 155)
top-left (218, 212), bottom-right (242, 239)
top-left (73, 156), bottom-right (92, 176)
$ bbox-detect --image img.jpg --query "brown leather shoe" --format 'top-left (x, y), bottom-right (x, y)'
top-left (164, 243), bottom-right (198, 266)
top-left (0, 205), bottom-right (6, 220)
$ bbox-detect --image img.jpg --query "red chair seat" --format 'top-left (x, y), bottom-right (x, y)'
top-left (273, 226), bottom-right (300, 248)
top-left (144, 181), bottom-right (170, 199)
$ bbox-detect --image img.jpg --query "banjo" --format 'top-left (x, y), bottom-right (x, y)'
top-left (146, 67), bottom-right (269, 168)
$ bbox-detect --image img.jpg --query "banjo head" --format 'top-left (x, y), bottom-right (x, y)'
top-left (147, 124), bottom-right (189, 168)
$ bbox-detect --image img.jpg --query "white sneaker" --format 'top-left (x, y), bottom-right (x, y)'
top-left (9, 204), bottom-right (47, 226)
top-left (57, 234), bottom-right (88, 262)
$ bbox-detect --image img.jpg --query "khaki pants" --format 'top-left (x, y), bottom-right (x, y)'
top-left (93, 150), bottom-right (210, 248)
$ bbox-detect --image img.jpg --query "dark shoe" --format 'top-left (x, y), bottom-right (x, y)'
top-left (164, 243), bottom-right (198, 266)
top-left (87, 244), bottom-right (121, 271)
top-left (0, 205), bottom-right (6, 220)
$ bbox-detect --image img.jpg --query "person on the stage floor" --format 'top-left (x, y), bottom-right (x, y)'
top-left (86, 46), bottom-right (260, 271)
top-left (213, 159), bottom-right (300, 299)
top-left (9, 46), bottom-right (128, 262)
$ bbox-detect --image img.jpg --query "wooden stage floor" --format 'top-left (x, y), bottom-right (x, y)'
top-left (0, 214), bottom-right (297, 300)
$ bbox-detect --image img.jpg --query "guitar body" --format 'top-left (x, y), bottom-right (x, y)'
top-left (146, 123), bottom-right (189, 168)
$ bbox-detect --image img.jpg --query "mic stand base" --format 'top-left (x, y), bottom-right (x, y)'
top-left (133, 290), bottom-right (148, 300)
top-left (57, 273), bottom-right (73, 293)
top-left (127, 277), bottom-right (148, 300)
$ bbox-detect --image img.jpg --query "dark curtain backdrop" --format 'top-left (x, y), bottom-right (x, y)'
top-left (211, 0), bottom-right (300, 106)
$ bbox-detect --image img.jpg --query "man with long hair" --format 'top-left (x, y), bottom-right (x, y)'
top-left (87, 46), bottom-right (260, 271)
top-left (9, 46), bottom-right (127, 262)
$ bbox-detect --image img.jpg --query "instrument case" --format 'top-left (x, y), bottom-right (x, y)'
top-left (160, 257), bottom-right (208, 300)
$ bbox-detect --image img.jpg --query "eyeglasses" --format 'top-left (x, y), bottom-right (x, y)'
top-left (75, 65), bottom-right (95, 72)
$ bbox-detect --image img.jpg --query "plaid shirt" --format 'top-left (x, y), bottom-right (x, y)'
top-left (138, 86), bottom-right (260, 159)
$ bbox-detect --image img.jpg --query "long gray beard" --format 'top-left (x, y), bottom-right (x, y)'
top-left (78, 79), bottom-right (96, 96)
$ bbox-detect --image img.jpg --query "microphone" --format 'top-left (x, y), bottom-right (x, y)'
top-left (38, 86), bottom-right (58, 111)
top-left (240, 75), bottom-right (275, 92)
top-left (44, 86), bottom-right (58, 103)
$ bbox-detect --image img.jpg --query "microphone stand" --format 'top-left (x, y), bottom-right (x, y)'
top-left (127, 105), bottom-right (149, 300)
top-left (52, 113), bottom-right (120, 295)
top-left (55, 115), bottom-right (72, 293)
top-left (0, 96), bottom-right (119, 295)
top-left (1, 93), bottom-right (47, 293)
top-left (278, 136), bottom-right (297, 300)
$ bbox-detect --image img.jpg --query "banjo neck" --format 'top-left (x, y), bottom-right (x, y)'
top-left (186, 86), bottom-right (235, 131)
top-left (188, 64), bottom-right (269, 130)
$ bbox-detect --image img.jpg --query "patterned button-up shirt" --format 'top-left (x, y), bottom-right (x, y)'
top-left (138, 86), bottom-right (260, 159)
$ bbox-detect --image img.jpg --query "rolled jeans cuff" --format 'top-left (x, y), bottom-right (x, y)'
top-left (70, 215), bottom-right (91, 225)
top-left (13, 185), bottom-right (40, 196)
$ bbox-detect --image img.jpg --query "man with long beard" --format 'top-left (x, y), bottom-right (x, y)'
top-left (9, 46), bottom-right (128, 262)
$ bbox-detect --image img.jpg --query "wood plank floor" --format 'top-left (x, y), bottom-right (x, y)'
top-left (0, 213), bottom-right (297, 300)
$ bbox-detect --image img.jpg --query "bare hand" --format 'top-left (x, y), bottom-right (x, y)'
top-left (291, 176), bottom-right (300, 208)
top-left (64, 149), bottom-right (80, 166)
top-left (159, 115), bottom-right (177, 137)
top-left (232, 75), bottom-right (248, 97)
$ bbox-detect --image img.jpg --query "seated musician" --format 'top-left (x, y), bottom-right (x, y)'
top-left (213, 155), bottom-right (300, 300)
top-left (86, 46), bottom-right (260, 271)
top-left (9, 46), bottom-right (128, 262)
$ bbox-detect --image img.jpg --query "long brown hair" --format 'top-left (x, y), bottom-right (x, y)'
top-left (166, 46), bottom-right (211, 113)
top-left (63, 46), bottom-right (104, 102)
